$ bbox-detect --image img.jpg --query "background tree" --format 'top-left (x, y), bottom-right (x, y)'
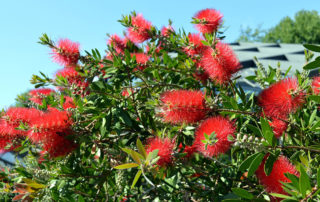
top-left (238, 10), bottom-right (320, 44)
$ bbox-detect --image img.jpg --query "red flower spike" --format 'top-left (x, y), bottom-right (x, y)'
top-left (183, 33), bottom-right (205, 57)
top-left (29, 88), bottom-right (55, 97)
top-left (269, 118), bottom-right (288, 139)
top-left (182, 145), bottom-right (197, 158)
top-left (52, 38), bottom-right (80, 66)
top-left (0, 119), bottom-right (25, 137)
top-left (159, 90), bottom-right (207, 124)
top-left (63, 96), bottom-right (76, 110)
top-left (311, 76), bottom-right (320, 95)
top-left (30, 109), bottom-right (71, 131)
top-left (55, 68), bottom-right (80, 83)
top-left (5, 107), bottom-right (43, 125)
top-left (161, 26), bottom-right (174, 37)
top-left (194, 8), bottom-right (223, 34)
top-left (29, 88), bottom-right (55, 105)
top-left (199, 42), bottom-right (241, 84)
top-left (0, 137), bottom-right (14, 150)
top-left (128, 14), bottom-right (152, 43)
top-left (108, 34), bottom-right (126, 54)
top-left (146, 137), bottom-right (174, 166)
top-left (27, 130), bottom-right (57, 144)
top-left (42, 131), bottom-right (77, 158)
top-left (131, 53), bottom-right (150, 71)
top-left (256, 155), bottom-right (299, 197)
top-left (194, 116), bottom-right (236, 157)
top-left (258, 78), bottom-right (305, 119)
top-left (121, 88), bottom-right (134, 97)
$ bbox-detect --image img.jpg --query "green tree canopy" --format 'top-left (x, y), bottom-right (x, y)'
top-left (238, 10), bottom-right (320, 44)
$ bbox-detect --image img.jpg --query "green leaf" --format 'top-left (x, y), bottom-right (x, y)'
top-left (247, 124), bottom-right (262, 136)
top-left (137, 139), bottom-right (147, 159)
top-left (121, 148), bottom-right (142, 164)
top-left (309, 95), bottom-right (320, 103)
top-left (231, 188), bottom-right (253, 199)
top-left (146, 149), bottom-right (159, 165)
top-left (260, 117), bottom-right (276, 146)
top-left (309, 109), bottom-right (317, 126)
top-left (317, 167), bottom-right (320, 187)
top-left (270, 193), bottom-right (296, 200)
top-left (113, 163), bottom-right (139, 169)
top-left (247, 152), bottom-right (265, 177)
top-left (264, 153), bottom-right (277, 176)
top-left (131, 150), bottom-right (142, 164)
top-left (239, 152), bottom-right (261, 172)
top-left (118, 108), bottom-right (132, 126)
top-left (303, 60), bottom-right (320, 70)
top-left (284, 173), bottom-right (299, 190)
top-left (299, 164), bottom-right (311, 197)
top-left (303, 44), bottom-right (320, 52)
top-left (131, 170), bottom-right (142, 189)
top-left (284, 66), bottom-right (292, 77)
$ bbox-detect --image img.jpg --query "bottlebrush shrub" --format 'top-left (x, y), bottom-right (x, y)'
top-left (1, 9), bottom-right (320, 202)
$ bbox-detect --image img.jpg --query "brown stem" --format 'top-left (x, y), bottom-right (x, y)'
top-left (273, 145), bottom-right (320, 153)
top-left (215, 108), bottom-right (256, 116)
top-left (300, 186), bottom-right (319, 202)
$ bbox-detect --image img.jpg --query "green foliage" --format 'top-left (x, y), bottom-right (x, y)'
top-left (0, 10), bottom-right (320, 202)
top-left (238, 10), bottom-right (320, 44)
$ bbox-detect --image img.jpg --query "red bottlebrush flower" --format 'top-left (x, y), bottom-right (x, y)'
top-left (131, 53), bottom-right (150, 71)
top-left (269, 118), bottom-right (288, 139)
top-left (128, 14), bottom-right (152, 43)
top-left (0, 119), bottom-right (25, 137)
top-left (161, 25), bottom-right (174, 37)
top-left (194, 116), bottom-right (235, 157)
top-left (194, 8), bottom-right (223, 34)
top-left (30, 109), bottom-right (71, 131)
top-left (29, 88), bottom-right (55, 97)
top-left (5, 107), bottom-right (43, 125)
top-left (311, 76), bottom-right (320, 95)
top-left (63, 96), bottom-right (76, 110)
top-left (258, 78), bottom-right (305, 119)
top-left (159, 90), bottom-right (207, 124)
top-left (183, 33), bottom-right (205, 56)
top-left (42, 133), bottom-right (77, 158)
top-left (121, 88), bottom-right (134, 97)
top-left (146, 137), bottom-right (174, 166)
top-left (55, 67), bottom-right (80, 83)
top-left (199, 42), bottom-right (241, 84)
top-left (0, 137), bottom-right (13, 150)
top-left (145, 43), bottom-right (162, 54)
top-left (256, 155), bottom-right (299, 196)
top-left (108, 34), bottom-right (126, 54)
top-left (29, 88), bottom-right (55, 105)
top-left (29, 97), bottom-right (43, 105)
top-left (193, 62), bottom-right (209, 82)
top-left (179, 143), bottom-right (196, 158)
top-left (52, 38), bottom-right (80, 66)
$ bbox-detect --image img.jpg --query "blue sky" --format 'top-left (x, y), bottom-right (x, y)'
top-left (0, 0), bottom-right (319, 109)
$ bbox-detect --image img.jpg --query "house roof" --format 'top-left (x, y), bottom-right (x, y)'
top-left (230, 42), bottom-right (320, 91)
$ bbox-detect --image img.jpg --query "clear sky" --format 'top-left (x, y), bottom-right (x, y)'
top-left (1, 0), bottom-right (319, 109)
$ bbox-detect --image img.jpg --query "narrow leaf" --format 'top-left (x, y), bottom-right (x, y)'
top-left (299, 165), bottom-right (311, 197)
top-left (303, 44), bottom-right (320, 52)
top-left (131, 170), bottom-right (142, 189)
top-left (239, 153), bottom-right (261, 172)
top-left (260, 117), bottom-right (276, 146)
top-left (303, 60), bottom-right (320, 70)
top-left (264, 153), bottom-right (277, 176)
top-left (114, 163), bottom-right (139, 169)
top-left (231, 188), bottom-right (253, 199)
top-left (137, 139), bottom-right (147, 159)
top-left (247, 153), bottom-right (265, 177)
